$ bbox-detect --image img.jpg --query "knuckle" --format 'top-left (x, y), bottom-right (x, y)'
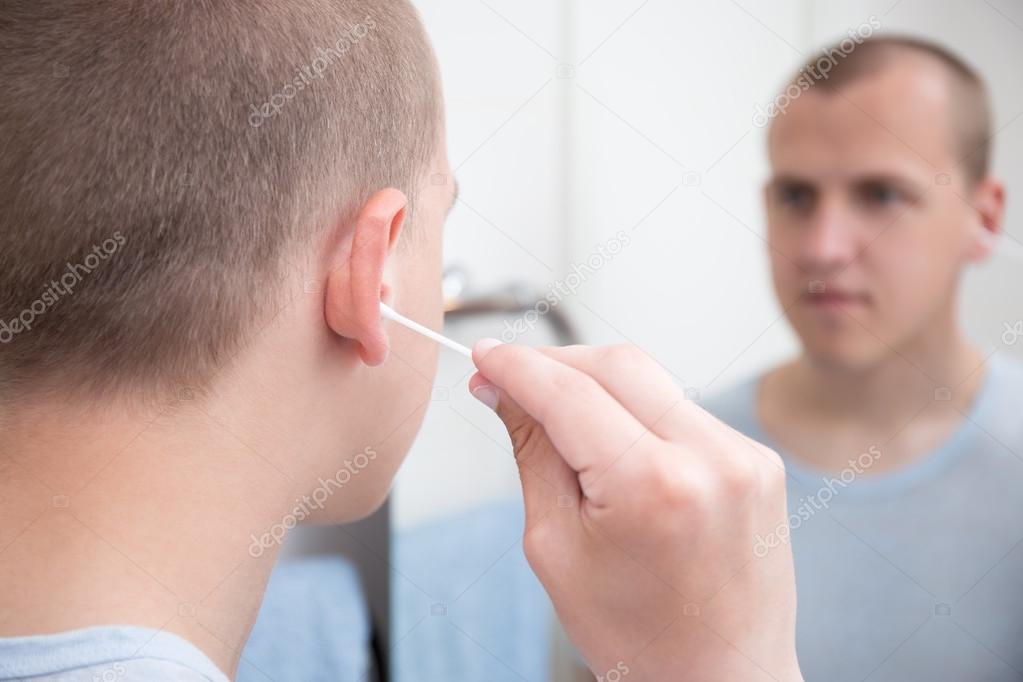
top-left (549, 366), bottom-right (599, 397)
top-left (522, 523), bottom-right (556, 572)
top-left (483, 341), bottom-right (513, 367)
top-left (759, 447), bottom-right (788, 494)
top-left (643, 458), bottom-right (709, 516)
top-left (715, 457), bottom-right (760, 501)
top-left (479, 341), bottom-right (515, 373)
top-left (709, 427), bottom-right (777, 500)
top-left (598, 343), bottom-right (645, 369)
top-left (765, 446), bottom-right (786, 473)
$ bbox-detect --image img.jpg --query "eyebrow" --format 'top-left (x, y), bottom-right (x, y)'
top-left (767, 174), bottom-right (815, 188)
top-left (768, 172), bottom-right (924, 191)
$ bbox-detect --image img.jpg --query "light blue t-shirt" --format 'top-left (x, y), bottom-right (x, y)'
top-left (0, 557), bottom-right (370, 682)
top-left (702, 352), bottom-right (1023, 682)
top-left (0, 626), bottom-right (229, 682)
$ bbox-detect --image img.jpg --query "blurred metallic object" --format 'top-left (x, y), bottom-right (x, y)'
top-left (442, 266), bottom-right (580, 345)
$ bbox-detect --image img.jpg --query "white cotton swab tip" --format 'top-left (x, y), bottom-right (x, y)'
top-left (379, 302), bottom-right (472, 358)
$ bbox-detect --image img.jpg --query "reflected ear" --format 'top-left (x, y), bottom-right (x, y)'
top-left (966, 178), bottom-right (1005, 263)
top-left (324, 188), bottom-right (408, 366)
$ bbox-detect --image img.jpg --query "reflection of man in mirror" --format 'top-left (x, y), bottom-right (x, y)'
top-left (704, 35), bottom-right (1021, 681)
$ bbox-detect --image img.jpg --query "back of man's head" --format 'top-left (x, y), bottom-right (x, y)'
top-left (0, 0), bottom-right (439, 400)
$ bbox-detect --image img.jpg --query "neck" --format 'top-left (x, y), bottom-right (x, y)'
top-left (795, 312), bottom-right (983, 422)
top-left (761, 305), bottom-right (988, 473)
top-left (0, 393), bottom-right (302, 677)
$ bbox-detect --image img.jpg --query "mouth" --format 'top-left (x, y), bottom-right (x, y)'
top-left (801, 288), bottom-right (870, 311)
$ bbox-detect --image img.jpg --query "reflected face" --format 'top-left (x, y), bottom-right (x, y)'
top-left (765, 59), bottom-right (979, 370)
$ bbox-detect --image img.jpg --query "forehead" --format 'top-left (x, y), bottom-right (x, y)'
top-left (768, 58), bottom-right (955, 181)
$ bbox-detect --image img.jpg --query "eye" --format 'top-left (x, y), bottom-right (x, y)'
top-left (860, 182), bottom-right (904, 206)
top-left (775, 183), bottom-right (814, 209)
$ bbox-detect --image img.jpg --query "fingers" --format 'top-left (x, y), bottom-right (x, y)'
top-left (538, 345), bottom-right (761, 466)
top-left (472, 341), bottom-right (658, 483)
top-left (470, 373), bottom-right (581, 529)
top-left (536, 345), bottom-right (693, 440)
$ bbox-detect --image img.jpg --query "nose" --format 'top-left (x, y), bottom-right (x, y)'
top-left (798, 198), bottom-right (857, 273)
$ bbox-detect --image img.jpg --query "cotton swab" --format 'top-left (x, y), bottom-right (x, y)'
top-left (379, 302), bottom-right (472, 358)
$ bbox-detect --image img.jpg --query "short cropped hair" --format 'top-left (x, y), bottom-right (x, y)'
top-left (0, 0), bottom-right (440, 400)
top-left (779, 35), bottom-right (992, 185)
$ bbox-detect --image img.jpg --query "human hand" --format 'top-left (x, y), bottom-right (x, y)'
top-left (470, 341), bottom-right (802, 681)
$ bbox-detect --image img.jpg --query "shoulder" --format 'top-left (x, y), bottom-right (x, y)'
top-left (0, 626), bottom-right (229, 682)
top-left (979, 352), bottom-right (1023, 415)
top-left (960, 351), bottom-right (1023, 452)
top-left (990, 352), bottom-right (1023, 387)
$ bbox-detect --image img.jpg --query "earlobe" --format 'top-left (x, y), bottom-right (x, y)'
top-left (324, 188), bottom-right (409, 366)
top-left (966, 179), bottom-right (1005, 263)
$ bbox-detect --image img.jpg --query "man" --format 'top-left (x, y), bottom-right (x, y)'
top-left (704, 36), bottom-right (1023, 681)
top-left (0, 2), bottom-right (801, 681)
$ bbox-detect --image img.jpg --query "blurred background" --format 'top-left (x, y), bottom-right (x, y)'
top-left (276, 1), bottom-right (1023, 680)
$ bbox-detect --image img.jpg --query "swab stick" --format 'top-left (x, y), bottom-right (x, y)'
top-left (379, 302), bottom-right (472, 358)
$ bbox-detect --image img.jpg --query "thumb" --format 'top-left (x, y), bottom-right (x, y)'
top-left (469, 372), bottom-right (581, 527)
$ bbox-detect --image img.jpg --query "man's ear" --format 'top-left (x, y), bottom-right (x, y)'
top-left (325, 188), bottom-right (408, 366)
top-left (965, 177), bottom-right (1005, 263)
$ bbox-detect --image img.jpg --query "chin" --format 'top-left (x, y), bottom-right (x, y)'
top-left (802, 336), bottom-right (893, 373)
top-left (789, 305), bottom-right (897, 372)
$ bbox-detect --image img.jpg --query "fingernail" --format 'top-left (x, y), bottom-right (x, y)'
top-left (472, 384), bottom-right (500, 411)
top-left (473, 337), bottom-right (502, 359)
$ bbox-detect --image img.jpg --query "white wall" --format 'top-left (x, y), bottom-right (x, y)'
top-left (394, 1), bottom-right (568, 528)
top-left (395, 0), bottom-right (1023, 529)
top-left (563, 0), bottom-right (805, 393)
